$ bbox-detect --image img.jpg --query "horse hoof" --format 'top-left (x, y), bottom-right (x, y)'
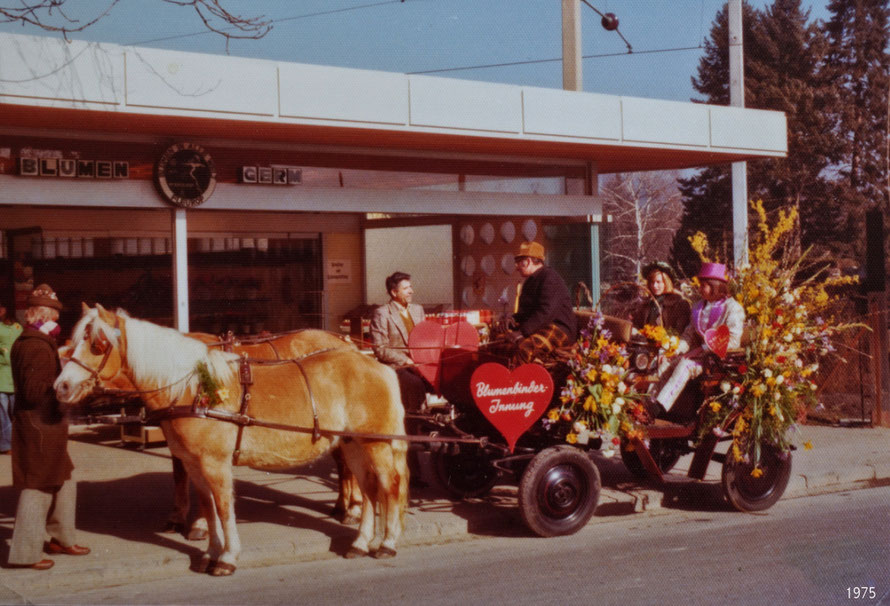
top-left (341, 513), bottom-right (361, 526)
top-left (211, 562), bottom-right (236, 576)
top-left (344, 547), bottom-right (368, 559)
top-left (187, 528), bottom-right (209, 541)
top-left (374, 546), bottom-right (397, 559)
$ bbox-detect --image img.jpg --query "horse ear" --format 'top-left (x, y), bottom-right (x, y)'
top-left (95, 303), bottom-right (114, 323)
top-left (81, 302), bottom-right (90, 314)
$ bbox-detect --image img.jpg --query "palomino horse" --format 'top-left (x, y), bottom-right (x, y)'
top-left (56, 304), bottom-right (409, 576)
top-left (172, 330), bottom-right (364, 540)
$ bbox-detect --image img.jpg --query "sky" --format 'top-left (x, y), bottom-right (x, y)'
top-left (0, 0), bottom-right (833, 102)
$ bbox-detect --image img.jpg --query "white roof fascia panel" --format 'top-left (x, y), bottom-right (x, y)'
top-left (409, 75), bottom-right (521, 133)
top-left (0, 34), bottom-right (122, 106)
top-left (0, 175), bottom-right (164, 208)
top-left (0, 176), bottom-right (600, 217)
top-left (279, 63), bottom-right (408, 125)
top-left (710, 105), bottom-right (788, 153)
top-left (523, 87), bottom-right (621, 141)
top-left (621, 97), bottom-right (710, 147)
top-left (205, 184), bottom-right (599, 217)
top-left (125, 46), bottom-right (276, 116)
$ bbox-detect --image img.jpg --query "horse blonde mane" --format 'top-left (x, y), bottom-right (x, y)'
top-left (76, 307), bottom-right (236, 399)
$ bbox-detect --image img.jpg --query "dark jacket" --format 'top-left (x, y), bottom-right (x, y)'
top-left (514, 265), bottom-right (577, 338)
top-left (631, 292), bottom-right (691, 335)
top-left (10, 327), bottom-right (73, 489)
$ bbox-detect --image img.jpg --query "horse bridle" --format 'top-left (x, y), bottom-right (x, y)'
top-left (66, 316), bottom-right (123, 385)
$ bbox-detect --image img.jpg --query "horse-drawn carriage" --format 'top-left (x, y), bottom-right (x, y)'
top-left (55, 299), bottom-right (793, 575)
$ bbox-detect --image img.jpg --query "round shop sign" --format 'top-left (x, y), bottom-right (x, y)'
top-left (155, 142), bottom-right (217, 208)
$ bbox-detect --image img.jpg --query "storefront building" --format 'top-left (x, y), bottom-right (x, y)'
top-left (0, 32), bottom-right (787, 335)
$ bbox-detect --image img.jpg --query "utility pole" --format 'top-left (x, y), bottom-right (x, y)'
top-left (729, 0), bottom-right (748, 267)
top-left (562, 0), bottom-right (582, 92)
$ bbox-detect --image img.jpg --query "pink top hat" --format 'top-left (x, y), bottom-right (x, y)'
top-left (697, 262), bottom-right (728, 282)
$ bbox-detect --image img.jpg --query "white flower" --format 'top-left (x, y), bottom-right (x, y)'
top-left (572, 422), bottom-right (586, 433)
top-left (784, 333), bottom-right (794, 342)
top-left (809, 382), bottom-right (817, 391)
top-left (720, 381), bottom-right (731, 393)
top-left (774, 391), bottom-right (781, 400)
top-left (612, 402), bottom-right (622, 415)
top-left (601, 447), bottom-right (615, 458)
top-left (601, 364), bottom-right (613, 375)
top-left (776, 375), bottom-right (784, 385)
top-left (763, 369), bottom-right (773, 379)
top-left (795, 359), bottom-right (803, 368)
top-left (617, 382), bottom-right (628, 395)
top-left (782, 292), bottom-right (795, 305)
top-left (732, 385), bottom-right (741, 395)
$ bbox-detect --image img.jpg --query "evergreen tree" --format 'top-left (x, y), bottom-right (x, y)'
top-left (672, 0), bottom-right (838, 274)
top-left (822, 0), bottom-right (890, 258)
top-left (671, 2), bottom-right (759, 276)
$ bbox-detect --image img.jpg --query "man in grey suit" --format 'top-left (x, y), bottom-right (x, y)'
top-left (370, 271), bottom-right (430, 487)
top-left (370, 271), bottom-right (426, 368)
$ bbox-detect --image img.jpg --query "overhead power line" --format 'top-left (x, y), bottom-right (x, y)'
top-left (128, 0), bottom-right (406, 47)
top-left (409, 45), bottom-right (704, 76)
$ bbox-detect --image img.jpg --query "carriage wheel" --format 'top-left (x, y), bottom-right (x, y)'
top-left (619, 438), bottom-right (684, 480)
top-left (431, 445), bottom-right (500, 499)
top-left (518, 446), bottom-right (600, 537)
top-left (721, 445), bottom-right (792, 512)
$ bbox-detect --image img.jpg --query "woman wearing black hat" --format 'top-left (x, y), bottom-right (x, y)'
top-left (631, 261), bottom-right (690, 335)
top-left (7, 284), bottom-right (90, 571)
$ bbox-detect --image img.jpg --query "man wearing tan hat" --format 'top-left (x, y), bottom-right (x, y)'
top-left (7, 284), bottom-right (90, 571)
top-left (508, 241), bottom-right (577, 363)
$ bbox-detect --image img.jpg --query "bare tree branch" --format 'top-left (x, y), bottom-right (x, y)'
top-left (0, 0), bottom-right (271, 47)
top-left (600, 171), bottom-right (683, 283)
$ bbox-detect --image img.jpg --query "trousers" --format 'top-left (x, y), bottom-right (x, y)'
top-left (8, 479), bottom-right (78, 565)
top-left (655, 356), bottom-right (704, 412)
top-left (0, 392), bottom-right (12, 452)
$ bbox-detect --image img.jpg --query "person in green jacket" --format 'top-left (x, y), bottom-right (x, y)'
top-left (0, 298), bottom-right (22, 454)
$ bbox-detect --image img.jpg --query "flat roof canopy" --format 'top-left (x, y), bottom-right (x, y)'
top-left (0, 33), bottom-right (786, 174)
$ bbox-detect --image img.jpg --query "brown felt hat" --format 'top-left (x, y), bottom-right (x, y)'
top-left (26, 283), bottom-right (63, 310)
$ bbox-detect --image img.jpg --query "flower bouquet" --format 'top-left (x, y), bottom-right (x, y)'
top-left (692, 201), bottom-right (859, 469)
top-left (545, 311), bottom-right (650, 458)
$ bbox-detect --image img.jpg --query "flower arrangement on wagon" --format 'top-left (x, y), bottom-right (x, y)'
top-left (545, 311), bottom-right (656, 458)
top-left (692, 201), bottom-right (859, 469)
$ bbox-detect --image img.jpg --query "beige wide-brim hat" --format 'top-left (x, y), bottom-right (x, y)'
top-left (26, 283), bottom-right (63, 310)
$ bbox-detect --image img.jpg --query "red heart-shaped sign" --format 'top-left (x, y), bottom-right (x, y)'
top-left (705, 324), bottom-right (730, 359)
top-left (470, 363), bottom-right (553, 452)
top-left (408, 320), bottom-right (479, 389)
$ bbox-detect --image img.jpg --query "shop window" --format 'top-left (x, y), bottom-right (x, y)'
top-left (3, 233), bottom-right (321, 336)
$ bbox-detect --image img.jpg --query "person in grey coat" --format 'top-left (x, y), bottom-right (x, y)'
top-left (7, 284), bottom-right (90, 571)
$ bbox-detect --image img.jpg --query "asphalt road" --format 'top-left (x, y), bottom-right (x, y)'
top-left (22, 484), bottom-right (890, 606)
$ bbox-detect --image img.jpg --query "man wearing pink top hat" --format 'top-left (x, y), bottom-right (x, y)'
top-left (649, 262), bottom-right (746, 420)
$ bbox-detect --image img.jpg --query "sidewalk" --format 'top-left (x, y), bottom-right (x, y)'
top-left (2, 423), bottom-right (889, 600)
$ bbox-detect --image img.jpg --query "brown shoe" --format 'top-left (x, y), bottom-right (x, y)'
top-left (46, 538), bottom-right (90, 556)
top-left (9, 559), bottom-right (54, 570)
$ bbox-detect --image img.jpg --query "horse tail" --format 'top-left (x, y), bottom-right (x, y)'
top-left (380, 364), bottom-right (410, 528)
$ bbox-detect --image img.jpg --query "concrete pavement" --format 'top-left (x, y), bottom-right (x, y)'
top-left (1, 422), bottom-right (889, 601)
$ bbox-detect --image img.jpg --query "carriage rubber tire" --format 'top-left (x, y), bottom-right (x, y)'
top-left (619, 438), bottom-right (683, 480)
top-left (518, 446), bottom-right (600, 537)
top-left (721, 445), bottom-right (792, 512)
top-left (431, 446), bottom-right (500, 500)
